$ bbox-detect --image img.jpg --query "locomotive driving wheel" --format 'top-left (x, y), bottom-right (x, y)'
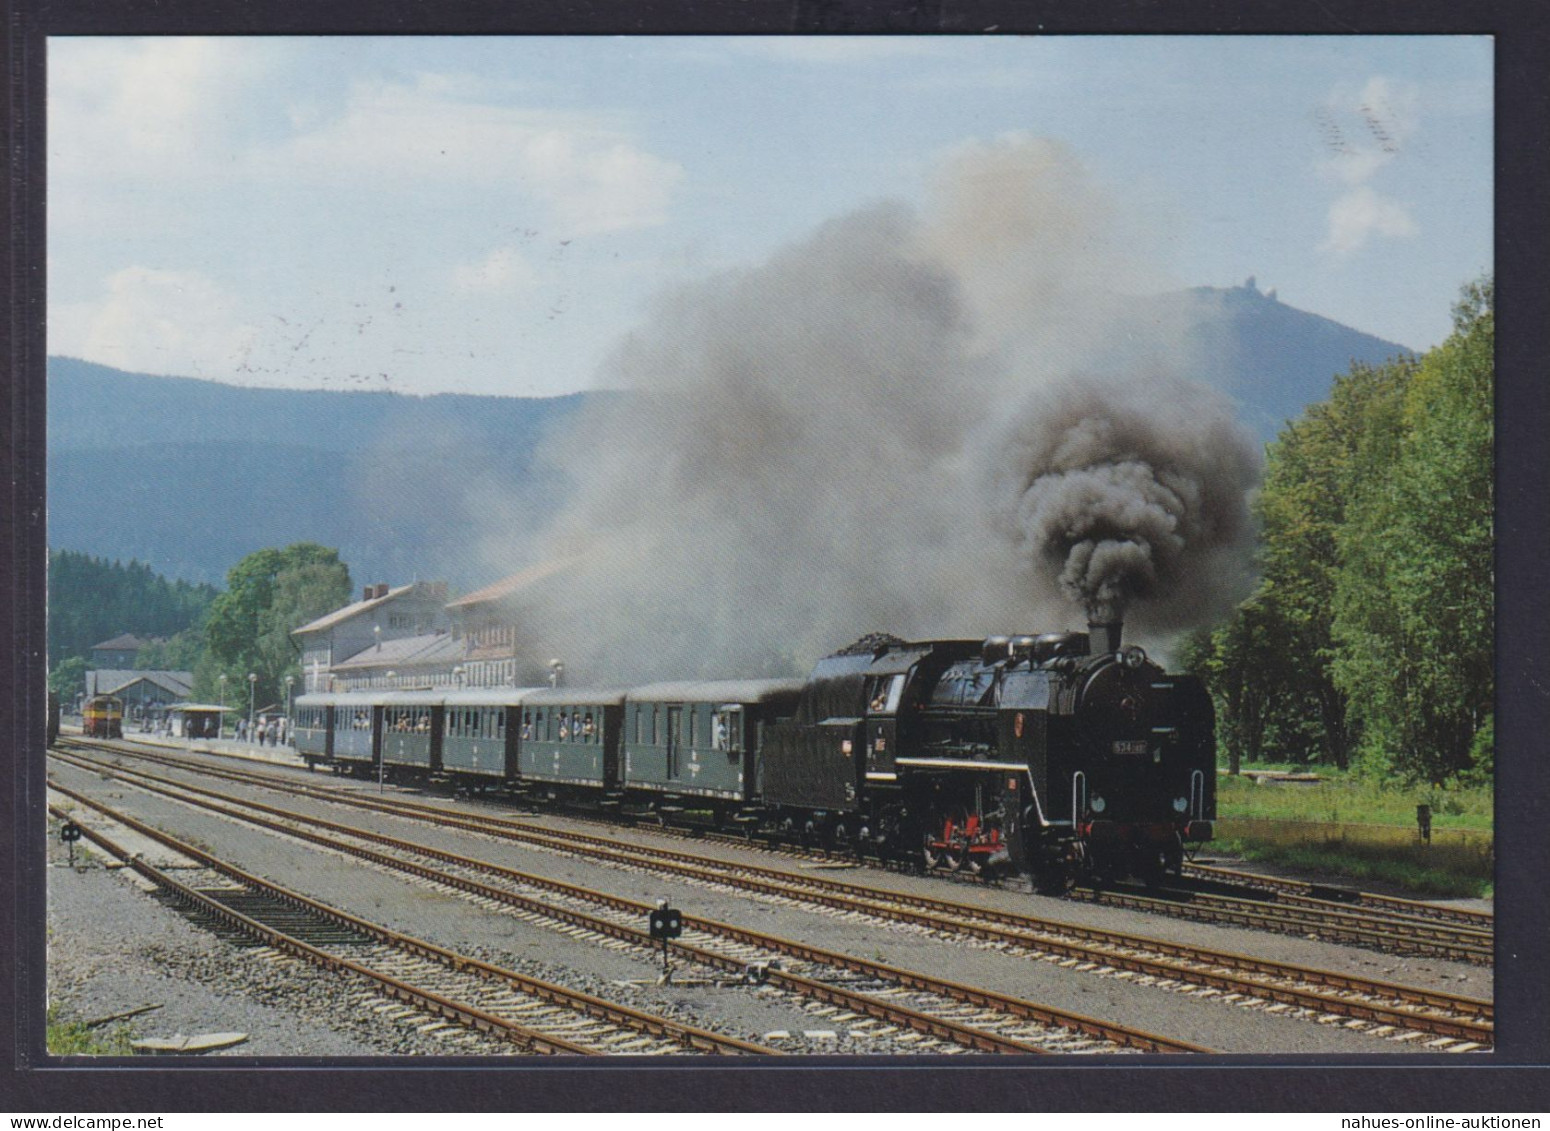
top-left (921, 805), bottom-right (971, 871)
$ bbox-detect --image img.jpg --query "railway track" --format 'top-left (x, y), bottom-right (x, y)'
top-left (63, 736), bottom-right (1493, 959)
top-left (52, 744), bottom-right (1492, 1051)
top-left (582, 810), bottom-right (1492, 962)
top-left (46, 787), bottom-right (772, 1057)
top-left (49, 751), bottom-right (1204, 1055)
top-left (1183, 862), bottom-right (1494, 931)
top-left (1065, 880), bottom-right (1492, 965)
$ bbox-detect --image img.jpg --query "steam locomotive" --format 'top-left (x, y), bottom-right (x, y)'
top-left (295, 622), bottom-right (1215, 888)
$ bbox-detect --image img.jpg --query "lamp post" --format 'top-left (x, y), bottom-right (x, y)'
top-left (548, 659), bottom-right (565, 689)
top-left (247, 672), bottom-right (257, 739)
top-left (453, 665), bottom-right (465, 690)
top-left (218, 674), bottom-right (227, 738)
top-left (285, 675), bottom-right (295, 718)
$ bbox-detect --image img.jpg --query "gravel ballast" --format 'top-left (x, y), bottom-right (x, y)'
top-left (45, 749), bottom-right (1492, 1058)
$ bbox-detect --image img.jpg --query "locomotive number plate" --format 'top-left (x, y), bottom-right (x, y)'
top-left (1112, 740), bottom-right (1150, 754)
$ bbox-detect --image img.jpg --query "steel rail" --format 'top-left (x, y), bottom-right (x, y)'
top-left (1184, 862), bottom-right (1494, 930)
top-left (52, 747), bottom-right (1491, 1046)
top-left (44, 801), bottom-right (596, 1056)
top-left (67, 736), bottom-right (1490, 961)
top-left (1064, 884), bottom-right (1493, 964)
top-left (50, 752), bottom-right (1202, 1054)
top-left (47, 782), bottom-right (774, 1057)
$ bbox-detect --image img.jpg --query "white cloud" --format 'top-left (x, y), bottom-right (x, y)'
top-left (1320, 185), bottom-right (1417, 256)
top-left (50, 46), bottom-right (685, 239)
top-left (267, 76), bottom-right (684, 236)
top-left (59, 267), bottom-right (259, 377)
top-left (49, 38), bottom-right (266, 176)
top-left (1315, 75), bottom-right (1421, 257)
top-left (450, 246), bottom-right (538, 294)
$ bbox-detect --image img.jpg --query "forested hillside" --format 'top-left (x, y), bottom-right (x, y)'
top-left (1181, 278), bottom-right (1493, 786)
top-left (47, 359), bottom-right (584, 585)
top-left (47, 550), bottom-right (219, 668)
top-left (48, 356), bottom-right (591, 454)
top-left (45, 285), bottom-right (1410, 587)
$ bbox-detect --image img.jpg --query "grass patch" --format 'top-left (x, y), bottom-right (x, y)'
top-left (1219, 767), bottom-right (1493, 830)
top-left (46, 1007), bottom-right (137, 1056)
top-left (1214, 766), bottom-right (1493, 898)
top-left (1212, 834), bottom-right (1492, 899)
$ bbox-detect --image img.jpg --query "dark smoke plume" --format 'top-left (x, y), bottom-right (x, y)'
top-left (990, 375), bottom-right (1262, 635)
top-left (478, 136), bottom-right (1262, 681)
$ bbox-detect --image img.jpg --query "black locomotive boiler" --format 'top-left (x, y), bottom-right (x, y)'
top-left (295, 621), bottom-right (1214, 889)
top-left (761, 624), bottom-right (1215, 888)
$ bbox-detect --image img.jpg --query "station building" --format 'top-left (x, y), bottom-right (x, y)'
top-left (291, 581), bottom-right (451, 693)
top-left (290, 560), bottom-right (574, 693)
top-left (444, 557), bottom-right (574, 688)
top-left (83, 668), bottom-right (194, 721)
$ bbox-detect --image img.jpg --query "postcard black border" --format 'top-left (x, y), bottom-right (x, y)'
top-left (5, 0), bottom-right (1547, 1113)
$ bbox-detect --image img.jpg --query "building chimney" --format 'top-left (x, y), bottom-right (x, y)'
top-left (1088, 620), bottom-right (1122, 654)
top-left (375, 583), bottom-right (389, 599)
top-left (363, 586), bottom-right (373, 602)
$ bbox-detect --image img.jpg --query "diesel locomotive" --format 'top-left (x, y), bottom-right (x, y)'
top-left (82, 694), bottom-right (124, 740)
top-left (295, 623), bottom-right (1215, 888)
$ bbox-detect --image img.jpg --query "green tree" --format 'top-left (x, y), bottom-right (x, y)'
top-left (1187, 357), bottom-right (1415, 772)
top-left (48, 656), bottom-right (88, 700)
top-left (135, 622), bottom-right (208, 671)
top-left (1332, 278), bottom-right (1493, 782)
top-left (198, 543), bottom-right (351, 713)
top-left (46, 550), bottom-right (218, 667)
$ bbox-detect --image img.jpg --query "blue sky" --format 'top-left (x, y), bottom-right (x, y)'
top-left (47, 35), bottom-right (1492, 399)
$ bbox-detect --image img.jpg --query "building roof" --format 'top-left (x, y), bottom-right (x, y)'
top-left (331, 631), bottom-right (466, 672)
top-left (105, 671), bottom-right (194, 697)
top-left (85, 669), bottom-right (136, 695)
top-left (445, 556), bottom-right (578, 609)
top-left (88, 669), bottom-right (193, 698)
top-left (91, 633), bottom-right (148, 651)
top-left (291, 583), bottom-right (418, 637)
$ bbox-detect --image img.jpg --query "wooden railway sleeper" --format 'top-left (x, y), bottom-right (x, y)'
top-left (49, 757), bottom-right (1202, 1055)
top-left (52, 750), bottom-right (1489, 1046)
top-left (47, 788), bottom-right (773, 1057)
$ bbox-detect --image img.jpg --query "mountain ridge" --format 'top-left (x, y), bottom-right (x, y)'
top-left (45, 285), bottom-right (1414, 587)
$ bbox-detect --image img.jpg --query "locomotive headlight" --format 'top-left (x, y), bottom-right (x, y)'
top-left (1122, 645), bottom-right (1147, 670)
top-left (1172, 796), bottom-right (1188, 813)
top-left (1089, 795), bottom-right (1107, 814)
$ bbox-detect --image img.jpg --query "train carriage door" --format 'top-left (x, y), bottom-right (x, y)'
top-left (866, 674), bottom-right (905, 778)
top-left (666, 706), bottom-right (683, 782)
top-left (715, 706), bottom-right (744, 790)
top-left (430, 704), bottom-right (444, 773)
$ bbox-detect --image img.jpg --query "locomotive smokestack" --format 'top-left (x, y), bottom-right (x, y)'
top-left (1089, 619), bottom-right (1122, 654)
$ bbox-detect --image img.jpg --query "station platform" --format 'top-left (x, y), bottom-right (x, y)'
top-left (112, 727), bottom-right (310, 770)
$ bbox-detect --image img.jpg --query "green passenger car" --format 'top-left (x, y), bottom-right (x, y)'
top-left (441, 688), bottom-right (535, 782)
top-left (380, 689), bottom-right (443, 771)
top-left (517, 688), bottom-right (625, 788)
top-left (621, 680), bottom-right (804, 801)
top-left (328, 691), bottom-right (383, 768)
top-left (292, 694), bottom-right (332, 763)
